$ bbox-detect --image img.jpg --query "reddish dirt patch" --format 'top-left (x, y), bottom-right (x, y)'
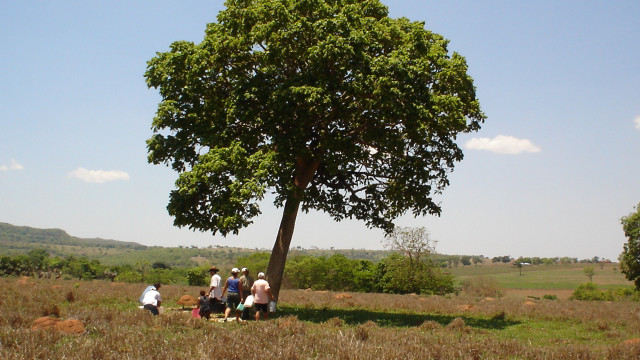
top-left (623, 338), bottom-right (640, 345)
top-left (31, 317), bottom-right (85, 335)
top-left (55, 320), bottom-right (85, 334)
top-left (51, 285), bottom-right (62, 289)
top-left (177, 295), bottom-right (198, 306)
top-left (457, 304), bottom-right (475, 311)
top-left (523, 301), bottom-right (536, 306)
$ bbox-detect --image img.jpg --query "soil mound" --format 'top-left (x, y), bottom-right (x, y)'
top-left (31, 317), bottom-right (85, 334)
top-left (177, 295), bottom-right (198, 306)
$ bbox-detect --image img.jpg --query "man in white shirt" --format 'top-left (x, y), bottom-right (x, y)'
top-left (141, 283), bottom-right (162, 315)
top-left (208, 266), bottom-right (223, 312)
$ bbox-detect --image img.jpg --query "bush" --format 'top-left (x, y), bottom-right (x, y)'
top-left (115, 270), bottom-right (142, 283)
top-left (570, 282), bottom-right (614, 301)
top-left (186, 267), bottom-right (209, 286)
top-left (614, 287), bottom-right (635, 297)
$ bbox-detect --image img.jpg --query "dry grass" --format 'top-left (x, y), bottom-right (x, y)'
top-left (1, 277), bottom-right (640, 359)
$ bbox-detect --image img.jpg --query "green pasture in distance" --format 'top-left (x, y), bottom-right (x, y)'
top-left (448, 263), bottom-right (634, 290)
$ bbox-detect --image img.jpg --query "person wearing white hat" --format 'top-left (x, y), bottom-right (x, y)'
top-left (222, 267), bottom-right (243, 322)
top-left (251, 272), bottom-right (274, 321)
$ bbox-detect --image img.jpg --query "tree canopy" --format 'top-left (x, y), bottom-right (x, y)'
top-left (620, 202), bottom-right (640, 290)
top-left (145, 0), bottom-right (484, 296)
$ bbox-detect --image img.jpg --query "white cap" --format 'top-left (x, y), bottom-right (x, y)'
top-left (258, 272), bottom-right (265, 279)
top-left (231, 267), bottom-right (240, 273)
top-left (241, 268), bottom-right (248, 272)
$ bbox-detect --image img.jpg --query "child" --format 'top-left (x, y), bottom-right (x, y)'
top-left (198, 290), bottom-right (212, 320)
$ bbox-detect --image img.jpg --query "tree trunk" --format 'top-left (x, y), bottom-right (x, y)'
top-left (265, 196), bottom-right (301, 300)
top-left (266, 157), bottom-right (320, 300)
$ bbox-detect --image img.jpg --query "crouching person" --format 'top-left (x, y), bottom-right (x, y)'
top-left (198, 290), bottom-right (212, 320)
top-left (251, 273), bottom-right (274, 321)
top-left (141, 283), bottom-right (162, 315)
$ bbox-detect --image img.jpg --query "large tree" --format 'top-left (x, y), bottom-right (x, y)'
top-left (145, 0), bottom-right (484, 299)
top-left (620, 202), bottom-right (640, 290)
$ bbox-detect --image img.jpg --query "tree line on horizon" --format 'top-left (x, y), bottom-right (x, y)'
top-left (0, 248), bottom-right (455, 295)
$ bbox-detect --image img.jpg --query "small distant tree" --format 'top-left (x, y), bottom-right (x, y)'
top-left (460, 256), bottom-right (472, 266)
top-left (383, 226), bottom-right (436, 269)
top-left (583, 266), bottom-right (595, 282)
top-left (514, 262), bottom-right (523, 276)
top-left (620, 202), bottom-right (640, 290)
top-left (381, 226), bottom-right (452, 294)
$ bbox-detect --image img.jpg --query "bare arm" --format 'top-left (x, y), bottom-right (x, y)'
top-left (222, 279), bottom-right (229, 297)
top-left (265, 288), bottom-right (274, 300)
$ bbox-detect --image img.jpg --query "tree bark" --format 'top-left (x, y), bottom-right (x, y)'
top-left (266, 157), bottom-right (320, 300)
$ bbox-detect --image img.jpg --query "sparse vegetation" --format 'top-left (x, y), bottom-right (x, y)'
top-left (2, 277), bottom-right (640, 359)
top-left (461, 276), bottom-right (503, 298)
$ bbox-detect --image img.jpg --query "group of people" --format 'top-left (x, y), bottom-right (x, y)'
top-left (202, 266), bottom-right (274, 322)
top-left (139, 267), bottom-right (275, 322)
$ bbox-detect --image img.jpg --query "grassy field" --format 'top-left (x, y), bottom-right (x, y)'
top-left (449, 262), bottom-right (631, 294)
top-left (2, 275), bottom-right (640, 359)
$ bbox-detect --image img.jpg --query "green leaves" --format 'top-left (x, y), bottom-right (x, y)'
top-left (620, 203), bottom-right (640, 290)
top-left (167, 143), bottom-right (277, 236)
top-left (146, 0), bottom-right (484, 236)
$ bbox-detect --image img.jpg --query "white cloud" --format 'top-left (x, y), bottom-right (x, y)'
top-left (634, 115), bottom-right (640, 130)
top-left (0, 159), bottom-right (24, 171)
top-left (465, 135), bottom-right (541, 155)
top-left (68, 167), bottom-right (130, 183)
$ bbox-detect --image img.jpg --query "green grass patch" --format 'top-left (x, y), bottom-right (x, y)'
top-left (450, 263), bottom-right (633, 290)
top-left (493, 319), bottom-right (626, 348)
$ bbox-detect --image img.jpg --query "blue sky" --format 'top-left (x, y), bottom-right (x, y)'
top-left (1, 1), bottom-right (638, 261)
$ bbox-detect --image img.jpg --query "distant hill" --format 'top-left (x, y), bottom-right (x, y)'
top-left (0, 222), bottom-right (391, 267)
top-left (0, 222), bottom-right (147, 259)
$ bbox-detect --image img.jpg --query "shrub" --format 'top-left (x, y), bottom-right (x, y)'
top-left (186, 267), bottom-right (209, 286)
top-left (570, 283), bottom-right (614, 301)
top-left (114, 271), bottom-right (142, 283)
top-left (614, 287), bottom-right (635, 297)
top-left (542, 294), bottom-right (558, 300)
